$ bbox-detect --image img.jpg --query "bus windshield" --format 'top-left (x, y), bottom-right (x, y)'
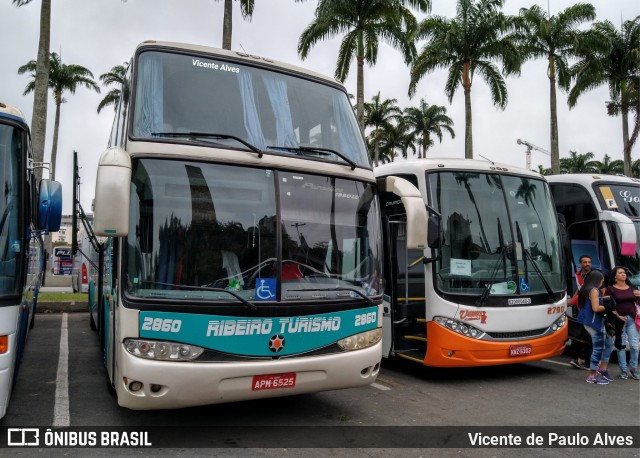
top-left (131, 50), bottom-right (369, 168)
top-left (125, 159), bottom-right (381, 302)
top-left (0, 123), bottom-right (24, 297)
top-left (428, 172), bottom-right (564, 298)
top-left (594, 184), bottom-right (640, 286)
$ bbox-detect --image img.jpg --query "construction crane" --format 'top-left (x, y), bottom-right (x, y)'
top-left (517, 139), bottom-right (551, 171)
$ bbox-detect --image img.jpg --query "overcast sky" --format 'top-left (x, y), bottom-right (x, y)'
top-left (1, 0), bottom-right (638, 213)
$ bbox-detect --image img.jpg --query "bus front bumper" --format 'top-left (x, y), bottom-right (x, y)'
top-left (114, 341), bottom-right (382, 410)
top-left (423, 321), bottom-right (568, 368)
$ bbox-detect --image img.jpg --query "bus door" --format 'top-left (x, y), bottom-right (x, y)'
top-left (385, 218), bottom-right (427, 361)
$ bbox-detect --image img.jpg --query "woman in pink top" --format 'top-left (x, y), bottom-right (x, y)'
top-left (605, 267), bottom-right (640, 380)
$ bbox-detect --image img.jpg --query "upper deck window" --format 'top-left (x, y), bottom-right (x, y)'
top-left (131, 50), bottom-right (369, 168)
top-left (595, 184), bottom-right (640, 218)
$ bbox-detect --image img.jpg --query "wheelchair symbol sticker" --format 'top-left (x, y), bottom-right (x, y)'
top-left (255, 278), bottom-right (276, 300)
top-left (519, 277), bottom-right (530, 292)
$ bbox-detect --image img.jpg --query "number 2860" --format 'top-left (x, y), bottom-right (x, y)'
top-left (355, 312), bottom-right (376, 326)
top-left (141, 317), bottom-right (182, 333)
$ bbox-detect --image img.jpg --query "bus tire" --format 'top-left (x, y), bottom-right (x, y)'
top-left (90, 312), bottom-right (97, 331)
top-left (29, 311), bottom-right (35, 330)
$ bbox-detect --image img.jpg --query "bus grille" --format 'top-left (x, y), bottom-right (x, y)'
top-left (486, 328), bottom-right (548, 340)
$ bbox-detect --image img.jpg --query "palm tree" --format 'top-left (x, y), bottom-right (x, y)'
top-left (559, 151), bottom-right (598, 174)
top-left (410, 0), bottom-right (520, 159)
top-left (403, 99), bottom-right (455, 158)
top-left (364, 92), bottom-right (402, 166)
top-left (632, 158), bottom-right (640, 178)
top-left (589, 154), bottom-right (624, 175)
top-left (12, 0), bottom-right (51, 181)
top-left (376, 121), bottom-right (415, 163)
top-left (570, 17), bottom-right (640, 177)
top-left (536, 164), bottom-right (552, 176)
top-left (517, 3), bottom-right (596, 175)
top-left (215, 0), bottom-right (255, 50)
top-left (18, 53), bottom-right (100, 181)
top-left (97, 62), bottom-right (130, 143)
top-left (299, 0), bottom-right (431, 131)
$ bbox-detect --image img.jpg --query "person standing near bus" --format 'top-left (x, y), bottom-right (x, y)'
top-left (577, 270), bottom-right (615, 384)
top-left (568, 255), bottom-right (594, 370)
top-left (604, 266), bottom-right (640, 380)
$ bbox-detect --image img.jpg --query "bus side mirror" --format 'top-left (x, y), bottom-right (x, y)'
top-left (94, 147), bottom-right (131, 237)
top-left (38, 179), bottom-right (62, 232)
top-left (383, 176), bottom-right (428, 250)
top-left (601, 210), bottom-right (636, 256)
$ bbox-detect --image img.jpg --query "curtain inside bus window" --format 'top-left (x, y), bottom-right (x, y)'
top-left (135, 53), bottom-right (164, 137)
top-left (237, 71), bottom-right (266, 150)
top-left (261, 74), bottom-right (298, 147)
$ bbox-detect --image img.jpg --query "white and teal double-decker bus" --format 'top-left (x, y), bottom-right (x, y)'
top-left (0, 102), bottom-right (61, 418)
top-left (89, 41), bottom-right (427, 410)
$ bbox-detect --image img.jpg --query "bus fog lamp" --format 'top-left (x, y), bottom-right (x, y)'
top-left (338, 328), bottom-right (382, 351)
top-left (129, 380), bottom-right (143, 392)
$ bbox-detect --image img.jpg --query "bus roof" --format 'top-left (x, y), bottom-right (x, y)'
top-left (374, 158), bottom-right (543, 178)
top-left (135, 40), bottom-right (341, 87)
top-left (0, 102), bottom-right (27, 126)
top-left (547, 173), bottom-right (640, 186)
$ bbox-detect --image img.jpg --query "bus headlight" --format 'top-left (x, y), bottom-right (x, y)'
top-left (434, 316), bottom-right (485, 339)
top-left (124, 339), bottom-right (204, 361)
top-left (550, 314), bottom-right (566, 332)
top-left (338, 328), bottom-right (382, 351)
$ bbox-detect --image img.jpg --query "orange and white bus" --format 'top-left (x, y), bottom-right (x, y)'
top-left (375, 159), bottom-right (568, 367)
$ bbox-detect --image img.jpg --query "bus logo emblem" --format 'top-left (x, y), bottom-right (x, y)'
top-left (268, 334), bottom-right (286, 353)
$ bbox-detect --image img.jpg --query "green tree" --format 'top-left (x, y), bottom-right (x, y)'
top-left (589, 154), bottom-right (624, 175)
top-left (410, 0), bottom-right (519, 159)
top-left (376, 120), bottom-right (416, 163)
top-left (12, 0), bottom-right (51, 181)
top-left (18, 53), bottom-right (100, 181)
top-left (215, 0), bottom-right (255, 50)
top-left (570, 17), bottom-right (640, 177)
top-left (364, 92), bottom-right (402, 166)
top-left (403, 99), bottom-right (455, 158)
top-left (632, 158), bottom-right (640, 178)
top-left (299, 0), bottom-right (430, 131)
top-left (559, 151), bottom-right (598, 174)
top-left (517, 3), bottom-right (596, 175)
top-left (97, 62), bottom-right (130, 143)
top-left (536, 164), bottom-right (552, 175)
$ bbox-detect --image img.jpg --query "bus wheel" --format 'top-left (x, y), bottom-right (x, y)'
top-left (29, 312), bottom-right (35, 330)
top-left (90, 312), bottom-right (97, 331)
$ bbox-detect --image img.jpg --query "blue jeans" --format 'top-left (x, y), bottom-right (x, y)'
top-left (617, 315), bottom-right (640, 373)
top-left (585, 324), bottom-right (615, 371)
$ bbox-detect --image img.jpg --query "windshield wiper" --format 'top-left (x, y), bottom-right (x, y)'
top-left (287, 287), bottom-right (377, 307)
top-left (516, 222), bottom-right (555, 300)
top-left (151, 132), bottom-right (263, 157)
top-left (140, 281), bottom-right (257, 310)
top-left (476, 218), bottom-right (510, 307)
top-left (266, 145), bottom-right (356, 170)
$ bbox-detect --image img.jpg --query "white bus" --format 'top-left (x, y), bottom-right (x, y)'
top-left (0, 102), bottom-right (61, 418)
top-left (547, 174), bottom-right (639, 342)
top-left (88, 41), bottom-right (426, 410)
top-left (375, 159), bottom-right (568, 367)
